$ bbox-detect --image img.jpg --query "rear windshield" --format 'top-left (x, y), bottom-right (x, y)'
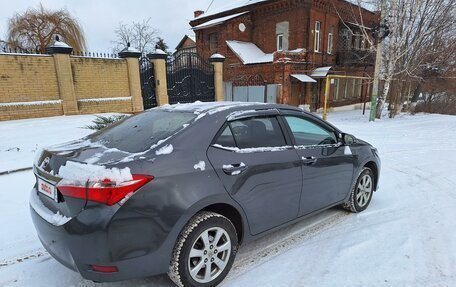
top-left (89, 110), bottom-right (196, 153)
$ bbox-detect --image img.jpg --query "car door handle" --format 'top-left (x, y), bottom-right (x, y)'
top-left (222, 163), bottom-right (247, 175)
top-left (301, 156), bottom-right (317, 165)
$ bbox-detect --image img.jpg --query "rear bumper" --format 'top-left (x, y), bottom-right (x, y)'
top-left (29, 188), bottom-right (175, 282)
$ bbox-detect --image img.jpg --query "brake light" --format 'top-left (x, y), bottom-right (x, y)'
top-left (91, 265), bottom-right (118, 273)
top-left (57, 175), bottom-right (153, 206)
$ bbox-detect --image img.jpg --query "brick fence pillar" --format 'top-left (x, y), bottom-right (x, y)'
top-left (209, 54), bottom-right (225, 102)
top-left (46, 37), bottom-right (78, 115)
top-left (147, 50), bottom-right (168, 106)
top-left (119, 44), bottom-right (143, 112)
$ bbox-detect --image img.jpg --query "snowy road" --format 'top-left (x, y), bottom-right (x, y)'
top-left (0, 110), bottom-right (455, 286)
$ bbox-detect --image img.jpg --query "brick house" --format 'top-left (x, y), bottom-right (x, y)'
top-left (189, 0), bottom-right (378, 110)
top-left (174, 34), bottom-right (196, 55)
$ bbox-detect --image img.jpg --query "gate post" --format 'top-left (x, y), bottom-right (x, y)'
top-left (147, 50), bottom-right (168, 106)
top-left (119, 44), bottom-right (143, 112)
top-left (46, 37), bottom-right (78, 115)
top-left (209, 54), bottom-right (225, 102)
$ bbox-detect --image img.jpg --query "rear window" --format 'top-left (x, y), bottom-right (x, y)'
top-left (89, 110), bottom-right (196, 153)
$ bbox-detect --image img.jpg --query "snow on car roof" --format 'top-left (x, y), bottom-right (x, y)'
top-left (159, 101), bottom-right (269, 114)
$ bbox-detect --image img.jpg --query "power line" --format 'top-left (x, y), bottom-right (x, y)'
top-left (206, 0), bottom-right (215, 12)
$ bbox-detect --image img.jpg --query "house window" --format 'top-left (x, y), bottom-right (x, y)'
top-left (314, 21), bottom-right (321, 52)
top-left (277, 34), bottom-right (284, 51)
top-left (350, 79), bottom-right (356, 98)
top-left (209, 33), bottom-right (218, 51)
top-left (333, 79), bottom-right (339, 101)
top-left (341, 79), bottom-right (347, 98)
top-left (356, 79), bottom-right (363, 98)
top-left (276, 21), bottom-right (289, 51)
top-left (327, 26), bottom-right (334, 54)
top-left (341, 28), bottom-right (351, 50)
top-left (354, 32), bottom-right (361, 50)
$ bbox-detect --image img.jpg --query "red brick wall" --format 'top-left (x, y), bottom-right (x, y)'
top-left (192, 0), bottom-right (378, 106)
top-left (194, 0), bottom-right (377, 66)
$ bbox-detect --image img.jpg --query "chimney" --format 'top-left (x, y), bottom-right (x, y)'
top-left (194, 10), bottom-right (204, 18)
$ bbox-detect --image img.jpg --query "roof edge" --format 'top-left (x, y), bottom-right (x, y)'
top-left (190, 0), bottom-right (275, 27)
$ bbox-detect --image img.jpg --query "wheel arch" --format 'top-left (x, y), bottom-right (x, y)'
top-left (364, 161), bottom-right (379, 191)
top-left (198, 203), bottom-right (244, 244)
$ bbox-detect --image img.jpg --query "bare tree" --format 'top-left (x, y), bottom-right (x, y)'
top-left (6, 4), bottom-right (86, 53)
top-left (338, 0), bottom-right (456, 118)
top-left (112, 18), bottom-right (159, 54)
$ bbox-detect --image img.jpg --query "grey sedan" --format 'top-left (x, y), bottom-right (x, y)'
top-left (30, 102), bottom-right (380, 287)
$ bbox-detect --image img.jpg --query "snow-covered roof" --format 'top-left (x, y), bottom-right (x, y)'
top-left (196, 0), bottom-right (268, 20)
top-left (175, 34), bottom-right (196, 50)
top-left (344, 0), bottom-right (377, 12)
top-left (194, 0), bottom-right (375, 23)
top-left (226, 40), bottom-right (273, 65)
top-left (311, 67), bottom-right (333, 78)
top-left (291, 74), bottom-right (317, 83)
top-left (193, 12), bottom-right (249, 30)
top-left (52, 40), bottom-right (71, 48)
top-left (188, 35), bottom-right (196, 42)
top-left (345, 21), bottom-right (373, 30)
top-left (210, 53), bottom-right (226, 59)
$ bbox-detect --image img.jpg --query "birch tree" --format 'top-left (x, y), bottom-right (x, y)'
top-left (340, 0), bottom-right (456, 118)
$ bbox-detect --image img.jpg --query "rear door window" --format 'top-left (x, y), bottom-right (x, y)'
top-left (229, 117), bottom-right (286, 149)
top-left (89, 110), bottom-right (196, 153)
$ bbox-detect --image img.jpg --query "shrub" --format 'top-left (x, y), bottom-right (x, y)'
top-left (85, 114), bottom-right (129, 131)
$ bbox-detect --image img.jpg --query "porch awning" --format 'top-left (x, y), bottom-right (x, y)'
top-left (290, 74), bottom-right (317, 83)
top-left (310, 66), bottom-right (332, 78)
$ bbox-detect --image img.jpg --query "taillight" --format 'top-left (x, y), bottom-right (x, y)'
top-left (91, 265), bottom-right (118, 273)
top-left (57, 174), bottom-right (153, 206)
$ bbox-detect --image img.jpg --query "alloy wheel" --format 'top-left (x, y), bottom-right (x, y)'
top-left (188, 227), bottom-right (232, 283)
top-left (356, 174), bottom-right (373, 207)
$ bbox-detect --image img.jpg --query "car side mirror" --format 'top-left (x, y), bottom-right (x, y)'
top-left (342, 133), bottom-right (356, 146)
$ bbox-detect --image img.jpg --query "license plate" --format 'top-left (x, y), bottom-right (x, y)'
top-left (37, 178), bottom-right (57, 201)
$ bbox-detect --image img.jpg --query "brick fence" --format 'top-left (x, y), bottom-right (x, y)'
top-left (0, 41), bottom-right (143, 121)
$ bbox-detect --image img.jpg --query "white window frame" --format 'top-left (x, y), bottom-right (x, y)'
top-left (314, 21), bottom-right (321, 52)
top-left (277, 33), bottom-right (284, 51)
top-left (327, 26), bottom-right (334, 54)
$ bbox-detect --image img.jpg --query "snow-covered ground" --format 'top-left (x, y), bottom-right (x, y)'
top-left (0, 115), bottom-right (105, 173)
top-left (0, 110), bottom-right (455, 287)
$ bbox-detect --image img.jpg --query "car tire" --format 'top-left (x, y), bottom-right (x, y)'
top-left (343, 167), bottom-right (374, 213)
top-left (168, 211), bottom-right (238, 287)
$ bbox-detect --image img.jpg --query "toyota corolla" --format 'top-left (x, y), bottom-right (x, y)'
top-left (30, 102), bottom-right (380, 287)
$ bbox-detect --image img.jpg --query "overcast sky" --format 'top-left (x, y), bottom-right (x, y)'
top-left (0, 0), bottom-right (214, 52)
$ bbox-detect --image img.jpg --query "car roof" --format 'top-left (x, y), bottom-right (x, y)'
top-left (157, 101), bottom-right (302, 114)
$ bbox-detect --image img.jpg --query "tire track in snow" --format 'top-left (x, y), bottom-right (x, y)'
top-left (0, 249), bottom-right (48, 269)
top-left (224, 210), bottom-right (351, 282)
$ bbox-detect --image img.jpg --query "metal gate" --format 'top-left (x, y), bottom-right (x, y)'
top-left (139, 56), bottom-right (157, 109)
top-left (166, 52), bottom-right (215, 104)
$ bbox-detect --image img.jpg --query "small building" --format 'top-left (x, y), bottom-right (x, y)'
top-left (190, 0), bottom-right (378, 110)
top-left (174, 34), bottom-right (197, 56)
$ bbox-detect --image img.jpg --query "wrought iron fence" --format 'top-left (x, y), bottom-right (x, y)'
top-left (139, 56), bottom-right (157, 109)
top-left (0, 43), bottom-right (118, 58)
top-left (71, 51), bottom-right (118, 58)
top-left (0, 44), bottom-right (44, 54)
top-left (166, 51), bottom-right (215, 104)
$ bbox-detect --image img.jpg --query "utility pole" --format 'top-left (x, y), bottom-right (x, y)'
top-left (369, 0), bottom-right (387, 122)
